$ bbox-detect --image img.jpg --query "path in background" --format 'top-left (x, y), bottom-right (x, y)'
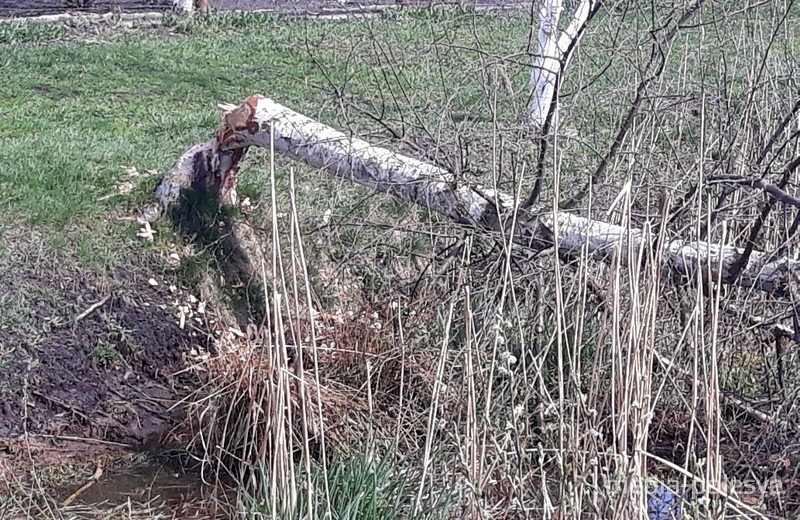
top-left (0, 0), bottom-right (527, 19)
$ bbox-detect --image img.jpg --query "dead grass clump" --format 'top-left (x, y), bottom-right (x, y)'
top-left (185, 300), bottom-right (444, 482)
top-left (172, 153), bottom-right (450, 516)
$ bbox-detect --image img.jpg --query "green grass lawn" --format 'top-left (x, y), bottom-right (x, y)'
top-left (0, 10), bottom-right (541, 290)
top-left (1, 5), bottom-right (796, 254)
top-left (0, 11), bottom-right (529, 230)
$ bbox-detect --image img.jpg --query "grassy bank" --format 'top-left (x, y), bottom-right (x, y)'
top-left (1, 4), bottom-right (799, 519)
top-left (0, 9), bottom-right (533, 518)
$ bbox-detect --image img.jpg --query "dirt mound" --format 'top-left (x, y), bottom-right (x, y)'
top-left (0, 229), bottom-right (205, 449)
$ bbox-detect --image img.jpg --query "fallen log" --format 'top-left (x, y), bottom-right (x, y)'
top-left (157, 95), bottom-right (800, 297)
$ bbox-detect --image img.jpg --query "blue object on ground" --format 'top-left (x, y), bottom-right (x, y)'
top-left (647, 485), bottom-right (682, 520)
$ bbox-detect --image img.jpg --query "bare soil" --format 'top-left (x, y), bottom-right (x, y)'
top-left (0, 228), bottom-right (206, 453)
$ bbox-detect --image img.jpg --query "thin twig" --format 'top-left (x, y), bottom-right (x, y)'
top-left (23, 433), bottom-right (130, 448)
top-left (705, 174), bottom-right (800, 209)
top-left (31, 390), bottom-right (89, 422)
top-left (60, 463), bottom-right (104, 507)
top-left (652, 350), bottom-right (793, 430)
top-left (563, 0), bottom-right (707, 209)
top-left (75, 295), bottom-right (111, 322)
top-left (726, 157), bottom-right (800, 282)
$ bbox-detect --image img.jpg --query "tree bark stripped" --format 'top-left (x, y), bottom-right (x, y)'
top-left (158, 95), bottom-right (800, 298)
top-left (173, 0), bottom-right (209, 14)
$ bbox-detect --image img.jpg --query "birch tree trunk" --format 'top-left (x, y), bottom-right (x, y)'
top-left (529, 0), bottom-right (564, 128)
top-left (173, 0), bottom-right (194, 13)
top-left (158, 95), bottom-right (800, 298)
top-left (529, 0), bottom-right (598, 128)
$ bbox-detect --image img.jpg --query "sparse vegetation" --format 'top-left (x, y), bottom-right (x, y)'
top-left (64, 0), bottom-right (94, 9)
top-left (89, 339), bottom-right (119, 366)
top-left (1, 3), bottom-right (799, 519)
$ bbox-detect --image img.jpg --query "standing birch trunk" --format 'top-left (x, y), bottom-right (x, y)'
top-left (173, 0), bottom-right (194, 13)
top-left (529, 0), bottom-right (564, 128)
top-left (529, 0), bottom-right (599, 129)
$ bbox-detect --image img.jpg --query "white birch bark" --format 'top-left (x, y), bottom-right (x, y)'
top-left (530, 0), bottom-right (564, 128)
top-left (173, 0), bottom-right (194, 13)
top-left (159, 96), bottom-right (800, 298)
top-left (529, 0), bottom-right (597, 128)
top-left (557, 0), bottom-right (595, 69)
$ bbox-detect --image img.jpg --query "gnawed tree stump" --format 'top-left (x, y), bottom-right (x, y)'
top-left (157, 95), bottom-right (800, 298)
top-left (172, 0), bottom-right (210, 14)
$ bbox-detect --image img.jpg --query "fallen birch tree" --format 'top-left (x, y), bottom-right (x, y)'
top-left (157, 95), bottom-right (800, 298)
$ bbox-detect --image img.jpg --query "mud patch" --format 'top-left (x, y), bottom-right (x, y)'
top-left (0, 228), bottom-right (207, 450)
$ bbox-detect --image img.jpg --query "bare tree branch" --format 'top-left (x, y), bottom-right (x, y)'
top-left (706, 173), bottom-right (800, 210)
top-left (726, 156), bottom-right (800, 282)
top-left (563, 0), bottom-right (707, 209)
top-left (522, 0), bottom-right (602, 210)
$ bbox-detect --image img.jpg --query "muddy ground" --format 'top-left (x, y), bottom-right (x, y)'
top-left (0, 0), bottom-right (526, 19)
top-left (0, 227), bottom-right (211, 465)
